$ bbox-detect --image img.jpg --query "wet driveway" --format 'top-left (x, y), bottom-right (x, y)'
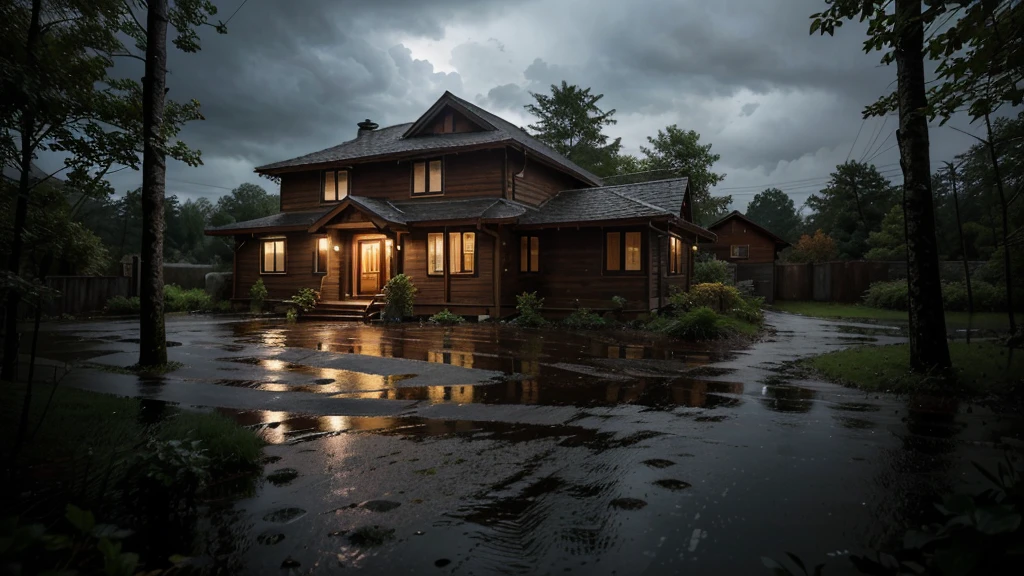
top-left (33, 312), bottom-right (1024, 574)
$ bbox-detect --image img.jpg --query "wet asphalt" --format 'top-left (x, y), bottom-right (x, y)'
top-left (31, 312), bottom-right (1024, 575)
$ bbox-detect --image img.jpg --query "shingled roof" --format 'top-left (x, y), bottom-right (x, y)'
top-left (306, 196), bottom-right (532, 231)
top-left (707, 210), bottom-right (791, 246)
top-left (254, 92), bottom-right (601, 186)
top-left (205, 209), bottom-right (331, 236)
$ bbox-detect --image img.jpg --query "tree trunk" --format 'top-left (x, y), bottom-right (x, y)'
top-left (983, 111), bottom-right (1016, 333)
top-left (2, 0), bottom-right (43, 383)
top-left (947, 162), bottom-right (972, 343)
top-left (894, 0), bottom-right (951, 373)
top-left (138, 0), bottom-right (169, 367)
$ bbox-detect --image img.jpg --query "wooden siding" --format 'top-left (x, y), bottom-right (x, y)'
top-left (279, 171), bottom-right (322, 212)
top-left (423, 108), bottom-right (485, 135)
top-left (232, 232), bottom-right (323, 300)
top-left (507, 148), bottom-right (584, 206)
top-left (402, 228), bottom-right (496, 314)
top-left (706, 219), bottom-right (779, 263)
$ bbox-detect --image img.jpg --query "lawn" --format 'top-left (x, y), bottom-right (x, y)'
top-left (802, 341), bottom-right (1024, 394)
top-left (772, 300), bottom-right (1021, 332)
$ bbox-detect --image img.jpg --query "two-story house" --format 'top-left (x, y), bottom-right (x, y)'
top-left (206, 92), bottom-right (716, 318)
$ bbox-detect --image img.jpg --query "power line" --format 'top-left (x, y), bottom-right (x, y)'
top-left (166, 177), bottom-right (234, 191)
top-left (859, 116), bottom-right (887, 163)
top-left (224, 0), bottom-right (249, 26)
top-left (846, 116), bottom-right (867, 162)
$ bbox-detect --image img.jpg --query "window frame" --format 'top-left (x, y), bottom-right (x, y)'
top-left (426, 231), bottom-right (477, 277)
top-left (669, 235), bottom-right (684, 276)
top-left (730, 244), bottom-right (750, 259)
top-left (260, 237), bottom-right (287, 275)
top-left (411, 158), bottom-right (444, 196)
top-left (321, 169), bottom-right (350, 204)
top-left (314, 236), bottom-right (329, 275)
top-left (520, 235), bottom-right (540, 273)
top-left (604, 230), bottom-right (645, 275)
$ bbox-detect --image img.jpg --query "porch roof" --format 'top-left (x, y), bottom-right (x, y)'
top-left (204, 208), bottom-right (330, 236)
top-left (308, 195), bottom-right (533, 231)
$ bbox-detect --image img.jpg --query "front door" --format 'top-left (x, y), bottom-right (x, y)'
top-left (358, 240), bottom-right (382, 296)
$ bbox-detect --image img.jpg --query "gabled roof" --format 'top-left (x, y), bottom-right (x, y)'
top-left (707, 210), bottom-right (791, 247)
top-left (518, 177), bottom-right (715, 240)
top-left (254, 91), bottom-right (602, 186)
top-left (307, 195), bottom-right (532, 231)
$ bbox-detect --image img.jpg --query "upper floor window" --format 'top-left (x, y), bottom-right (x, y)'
top-left (261, 238), bottom-right (286, 274)
top-left (669, 236), bottom-right (684, 275)
top-left (520, 236), bottom-right (540, 272)
top-left (730, 245), bottom-right (749, 259)
top-left (605, 231), bottom-right (643, 273)
top-left (322, 170), bottom-right (349, 203)
top-left (413, 159), bottom-right (443, 195)
top-left (427, 231), bottom-right (475, 275)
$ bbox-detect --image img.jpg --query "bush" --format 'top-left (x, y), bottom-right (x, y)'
top-left (862, 280), bottom-right (909, 310)
top-left (164, 284), bottom-right (213, 312)
top-left (730, 295), bottom-right (765, 324)
top-left (285, 308), bottom-right (298, 322)
top-left (562, 307), bottom-right (607, 330)
top-left (105, 295), bottom-right (140, 315)
top-left (663, 307), bottom-right (722, 340)
top-left (611, 295), bottom-right (628, 311)
top-left (864, 279), bottom-right (1008, 312)
top-left (428, 309), bottom-right (465, 325)
top-left (689, 282), bottom-right (742, 311)
top-left (250, 278), bottom-right (268, 314)
top-left (514, 292), bottom-right (547, 327)
top-left (157, 411), bottom-right (264, 471)
top-left (693, 258), bottom-right (729, 284)
top-left (290, 287), bottom-right (319, 312)
top-left (382, 274), bottom-right (416, 321)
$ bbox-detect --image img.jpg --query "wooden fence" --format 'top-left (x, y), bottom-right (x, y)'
top-left (774, 260), bottom-right (986, 303)
top-left (43, 276), bottom-right (131, 316)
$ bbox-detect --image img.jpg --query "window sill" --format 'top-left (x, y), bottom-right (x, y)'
top-left (313, 272), bottom-right (327, 276)
top-left (260, 272), bottom-right (287, 276)
top-left (410, 192), bottom-right (444, 198)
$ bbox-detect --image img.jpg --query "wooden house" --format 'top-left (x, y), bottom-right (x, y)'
top-left (206, 92), bottom-right (716, 319)
top-left (705, 211), bottom-right (789, 264)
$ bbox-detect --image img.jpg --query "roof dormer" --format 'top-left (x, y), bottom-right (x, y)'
top-left (402, 92), bottom-right (495, 138)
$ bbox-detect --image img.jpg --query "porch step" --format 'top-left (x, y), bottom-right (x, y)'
top-left (300, 312), bottom-right (365, 322)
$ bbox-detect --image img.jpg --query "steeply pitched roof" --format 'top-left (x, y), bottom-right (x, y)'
top-left (707, 210), bottom-right (791, 247)
top-left (254, 91), bottom-right (602, 186)
top-left (205, 209), bottom-right (329, 236)
top-left (518, 177), bottom-right (715, 239)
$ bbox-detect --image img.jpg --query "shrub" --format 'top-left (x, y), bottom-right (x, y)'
top-left (688, 282), bottom-right (742, 311)
top-left (290, 287), bottom-right (320, 312)
top-left (787, 229), bottom-right (838, 263)
top-left (105, 295), bottom-right (140, 315)
top-left (611, 295), bottom-right (628, 311)
top-left (250, 278), bottom-right (268, 314)
top-left (429, 309), bottom-right (466, 325)
top-left (694, 258), bottom-right (729, 284)
top-left (164, 284), bottom-right (213, 312)
top-left (663, 307), bottom-right (722, 340)
top-left (562, 307), bottom-right (607, 330)
top-left (514, 291), bottom-right (547, 327)
top-left (668, 287), bottom-right (695, 312)
top-left (862, 280), bottom-right (908, 310)
top-left (157, 411), bottom-right (264, 471)
top-left (285, 308), bottom-right (298, 322)
top-left (730, 295), bottom-right (765, 324)
top-left (863, 279), bottom-right (1009, 312)
top-left (382, 274), bottom-right (416, 321)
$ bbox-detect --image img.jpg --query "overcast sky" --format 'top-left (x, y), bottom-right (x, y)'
top-left (38, 0), bottom-right (1006, 213)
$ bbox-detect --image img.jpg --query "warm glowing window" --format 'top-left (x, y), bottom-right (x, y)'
top-left (605, 231), bottom-right (643, 273)
top-left (261, 238), bottom-right (285, 274)
top-left (520, 236), bottom-right (540, 272)
top-left (427, 233), bottom-right (445, 275)
top-left (449, 232), bottom-right (475, 274)
top-left (730, 245), bottom-right (749, 259)
top-left (322, 170), bottom-right (348, 202)
top-left (413, 159), bottom-right (443, 195)
top-left (670, 236), bottom-right (684, 275)
top-left (315, 237), bottom-right (329, 274)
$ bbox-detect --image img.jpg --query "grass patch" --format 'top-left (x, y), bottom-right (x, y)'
top-left (773, 300), bottom-right (1021, 332)
top-left (716, 316), bottom-right (761, 337)
top-left (801, 341), bottom-right (1024, 395)
top-left (157, 410), bottom-right (265, 471)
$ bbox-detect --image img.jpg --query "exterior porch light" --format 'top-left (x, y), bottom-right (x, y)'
top-left (333, 245), bottom-right (340, 252)
top-left (692, 244), bottom-right (698, 252)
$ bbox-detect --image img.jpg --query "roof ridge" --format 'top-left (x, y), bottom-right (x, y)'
top-left (606, 188), bottom-right (672, 214)
top-left (586, 176), bottom-right (688, 192)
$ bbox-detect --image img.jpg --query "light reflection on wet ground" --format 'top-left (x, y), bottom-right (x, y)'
top-left (30, 312), bottom-right (1024, 574)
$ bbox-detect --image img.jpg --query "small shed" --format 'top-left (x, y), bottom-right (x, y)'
top-left (705, 211), bottom-right (790, 264)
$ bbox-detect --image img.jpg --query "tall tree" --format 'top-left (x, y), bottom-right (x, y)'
top-left (641, 125), bottom-right (730, 225)
top-left (210, 182), bottom-right (279, 225)
top-left (804, 161), bottom-right (900, 259)
top-left (745, 188), bottom-right (802, 242)
top-left (813, 0), bottom-right (951, 373)
top-left (525, 81), bottom-right (622, 177)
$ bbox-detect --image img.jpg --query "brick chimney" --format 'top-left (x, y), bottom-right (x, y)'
top-left (357, 119), bottom-right (378, 137)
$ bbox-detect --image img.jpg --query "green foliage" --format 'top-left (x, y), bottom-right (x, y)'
top-left (382, 274), bottom-right (416, 321)
top-left (786, 229), bottom-right (839, 263)
top-left (290, 287), bottom-right (319, 312)
top-left (694, 258), bottom-right (730, 285)
top-left (105, 295), bottom-right (141, 315)
top-left (249, 278), bottom-right (268, 313)
top-left (688, 282), bottom-right (743, 311)
top-left (514, 291), bottom-right (547, 327)
top-left (745, 188), bottom-right (802, 243)
top-left (562, 308), bottom-right (608, 330)
top-left (122, 438), bottom-right (210, 510)
top-left (641, 125), bottom-right (729, 225)
top-left (207, 183), bottom-right (280, 228)
top-left (163, 284), bottom-right (213, 312)
top-left (864, 204), bottom-right (906, 261)
top-left (662, 307), bottom-right (723, 340)
top-left (428, 309), bottom-right (466, 325)
top-left (156, 411), bottom-right (264, 471)
top-left (803, 161), bottom-right (900, 259)
top-left (611, 295), bottom-right (628, 310)
top-left (732, 296), bottom-right (766, 324)
top-left (525, 81), bottom-right (622, 177)
top-left (285, 307), bottom-right (298, 322)
top-left (864, 279), bottom-right (1010, 312)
